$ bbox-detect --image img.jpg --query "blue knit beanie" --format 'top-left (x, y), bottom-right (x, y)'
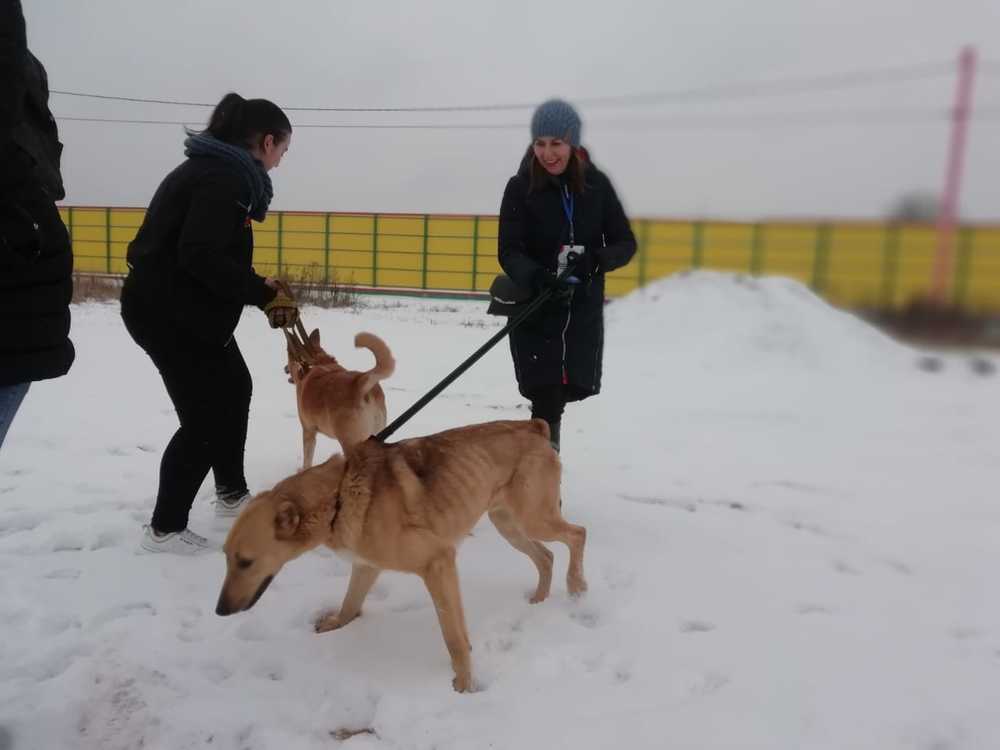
top-left (530, 98), bottom-right (582, 147)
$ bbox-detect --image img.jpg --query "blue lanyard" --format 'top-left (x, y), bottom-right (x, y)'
top-left (560, 185), bottom-right (575, 246)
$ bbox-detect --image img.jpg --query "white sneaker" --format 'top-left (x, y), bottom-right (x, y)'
top-left (138, 526), bottom-right (215, 555)
top-left (214, 491), bottom-right (253, 518)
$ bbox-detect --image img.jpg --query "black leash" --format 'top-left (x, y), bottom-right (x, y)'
top-left (375, 263), bottom-right (579, 443)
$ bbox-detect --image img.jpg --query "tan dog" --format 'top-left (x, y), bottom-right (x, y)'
top-left (215, 419), bottom-right (587, 693)
top-left (287, 330), bottom-right (394, 468)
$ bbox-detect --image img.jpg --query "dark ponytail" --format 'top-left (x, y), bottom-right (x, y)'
top-left (192, 92), bottom-right (292, 150)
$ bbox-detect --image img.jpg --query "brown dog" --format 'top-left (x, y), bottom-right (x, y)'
top-left (287, 330), bottom-right (394, 468)
top-left (215, 419), bottom-right (587, 692)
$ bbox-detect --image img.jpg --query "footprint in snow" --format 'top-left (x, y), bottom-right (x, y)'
top-left (570, 607), bottom-right (602, 629)
top-left (200, 660), bottom-right (233, 684)
top-left (37, 613), bottom-right (82, 636)
top-left (680, 620), bottom-right (716, 634)
top-left (832, 559), bottom-right (861, 576)
top-left (796, 603), bottom-right (833, 615)
top-left (89, 602), bottom-right (156, 630)
top-left (251, 660), bottom-right (287, 681)
top-left (44, 568), bottom-right (81, 580)
top-left (0, 510), bottom-right (49, 537)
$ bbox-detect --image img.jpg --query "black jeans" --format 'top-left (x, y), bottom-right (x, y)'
top-left (528, 385), bottom-right (566, 450)
top-left (122, 307), bottom-right (252, 533)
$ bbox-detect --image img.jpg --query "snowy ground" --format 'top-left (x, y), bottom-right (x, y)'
top-left (1, 271), bottom-right (998, 750)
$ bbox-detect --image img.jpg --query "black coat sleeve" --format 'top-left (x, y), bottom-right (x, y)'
top-left (176, 175), bottom-right (274, 307)
top-left (0, 0), bottom-right (32, 195)
top-left (594, 172), bottom-right (637, 273)
top-left (498, 175), bottom-right (544, 290)
top-left (0, 0), bottom-right (27, 136)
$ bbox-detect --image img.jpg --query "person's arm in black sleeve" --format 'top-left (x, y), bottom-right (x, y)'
top-left (176, 174), bottom-right (275, 307)
top-left (498, 176), bottom-right (547, 290)
top-left (0, 0), bottom-right (31, 195)
top-left (593, 172), bottom-right (637, 273)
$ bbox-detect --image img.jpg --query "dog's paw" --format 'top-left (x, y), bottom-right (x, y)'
top-left (568, 575), bottom-right (588, 597)
top-left (452, 672), bottom-right (476, 693)
top-left (315, 608), bottom-right (362, 633)
top-left (314, 610), bottom-right (346, 633)
top-left (528, 588), bottom-right (550, 604)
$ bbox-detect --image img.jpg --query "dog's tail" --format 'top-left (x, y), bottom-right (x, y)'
top-left (354, 332), bottom-right (395, 399)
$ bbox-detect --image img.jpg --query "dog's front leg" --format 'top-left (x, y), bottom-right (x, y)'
top-left (422, 551), bottom-right (473, 693)
top-left (302, 427), bottom-right (318, 470)
top-left (315, 563), bottom-right (380, 633)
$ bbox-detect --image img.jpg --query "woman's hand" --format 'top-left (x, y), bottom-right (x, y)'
top-left (263, 279), bottom-right (299, 328)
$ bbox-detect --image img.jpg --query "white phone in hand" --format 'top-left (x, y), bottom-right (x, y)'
top-left (558, 245), bottom-right (586, 284)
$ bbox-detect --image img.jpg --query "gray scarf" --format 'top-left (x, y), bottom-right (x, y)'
top-left (183, 133), bottom-right (274, 221)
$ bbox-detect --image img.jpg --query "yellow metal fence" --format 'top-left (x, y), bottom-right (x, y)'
top-left (62, 207), bottom-right (1000, 311)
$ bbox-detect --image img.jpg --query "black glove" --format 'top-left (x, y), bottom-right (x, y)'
top-left (531, 267), bottom-right (572, 294)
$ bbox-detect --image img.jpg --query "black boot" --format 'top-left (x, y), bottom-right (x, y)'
top-left (547, 420), bottom-right (561, 453)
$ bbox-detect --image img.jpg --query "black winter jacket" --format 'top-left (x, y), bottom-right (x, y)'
top-left (121, 156), bottom-right (277, 348)
top-left (498, 156), bottom-right (636, 400)
top-left (0, 0), bottom-right (74, 387)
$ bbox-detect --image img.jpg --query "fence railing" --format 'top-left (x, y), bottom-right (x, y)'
top-left (61, 206), bottom-right (1000, 311)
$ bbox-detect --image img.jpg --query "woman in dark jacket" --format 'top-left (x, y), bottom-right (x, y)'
top-left (498, 99), bottom-right (636, 453)
top-left (121, 93), bottom-right (298, 554)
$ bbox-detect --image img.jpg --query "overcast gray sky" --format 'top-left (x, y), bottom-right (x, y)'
top-left (22, 0), bottom-right (1000, 220)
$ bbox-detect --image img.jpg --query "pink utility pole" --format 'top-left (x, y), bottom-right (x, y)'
top-left (932, 46), bottom-right (976, 305)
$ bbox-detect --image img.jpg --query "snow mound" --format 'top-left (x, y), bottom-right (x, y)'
top-left (606, 271), bottom-right (912, 375)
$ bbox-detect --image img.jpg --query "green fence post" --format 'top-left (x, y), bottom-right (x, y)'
top-left (812, 223), bottom-right (831, 294)
top-left (421, 214), bottom-right (429, 290)
top-left (276, 212), bottom-right (284, 278)
top-left (471, 215), bottom-right (480, 291)
top-left (323, 213), bottom-right (332, 285)
top-left (105, 207), bottom-right (112, 274)
top-left (371, 214), bottom-right (379, 287)
top-left (750, 223), bottom-right (764, 275)
top-left (880, 224), bottom-right (901, 309)
top-left (638, 219), bottom-right (649, 287)
top-left (692, 221), bottom-right (703, 268)
top-left (954, 226), bottom-right (974, 309)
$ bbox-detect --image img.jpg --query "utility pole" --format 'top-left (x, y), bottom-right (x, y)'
top-left (931, 46), bottom-right (976, 305)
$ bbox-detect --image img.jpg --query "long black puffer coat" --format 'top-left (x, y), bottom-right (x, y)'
top-left (498, 153), bottom-right (636, 401)
top-left (0, 2), bottom-right (74, 387)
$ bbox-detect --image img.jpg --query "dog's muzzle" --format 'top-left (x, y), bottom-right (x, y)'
top-left (216, 575), bottom-right (274, 616)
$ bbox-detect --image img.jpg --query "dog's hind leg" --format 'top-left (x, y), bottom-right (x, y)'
top-left (523, 514), bottom-right (587, 597)
top-left (510, 457), bottom-right (588, 597)
top-left (421, 551), bottom-right (473, 693)
top-left (302, 427), bottom-right (318, 470)
top-left (488, 507), bottom-right (554, 604)
top-left (315, 563), bottom-right (380, 633)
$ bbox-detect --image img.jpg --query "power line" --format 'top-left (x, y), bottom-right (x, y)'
top-left (49, 59), bottom-right (958, 113)
top-left (54, 107), bottom-right (1000, 131)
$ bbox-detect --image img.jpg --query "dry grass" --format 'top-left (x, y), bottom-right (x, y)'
top-left (276, 264), bottom-right (360, 309)
top-left (72, 267), bottom-right (360, 310)
top-left (72, 274), bottom-right (122, 304)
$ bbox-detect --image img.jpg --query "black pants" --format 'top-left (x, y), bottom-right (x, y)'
top-left (122, 306), bottom-right (251, 533)
top-left (528, 385), bottom-right (566, 449)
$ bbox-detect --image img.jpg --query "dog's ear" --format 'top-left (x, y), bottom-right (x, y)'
top-left (274, 499), bottom-right (302, 541)
top-left (309, 328), bottom-right (321, 348)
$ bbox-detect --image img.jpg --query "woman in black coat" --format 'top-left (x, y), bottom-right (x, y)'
top-left (120, 93), bottom-right (298, 554)
top-left (498, 99), bottom-right (636, 453)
